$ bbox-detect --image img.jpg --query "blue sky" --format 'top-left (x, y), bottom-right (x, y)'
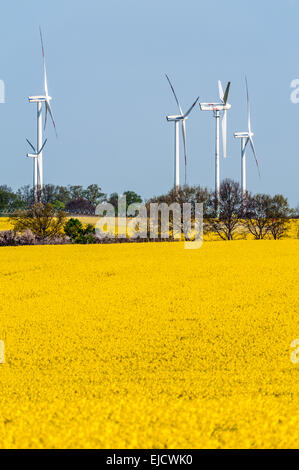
top-left (0, 0), bottom-right (298, 206)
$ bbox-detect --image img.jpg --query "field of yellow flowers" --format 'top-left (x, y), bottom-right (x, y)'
top-left (1, 217), bottom-right (299, 240)
top-left (0, 240), bottom-right (298, 448)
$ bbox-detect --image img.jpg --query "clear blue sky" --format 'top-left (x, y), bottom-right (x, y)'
top-left (0, 0), bottom-right (298, 206)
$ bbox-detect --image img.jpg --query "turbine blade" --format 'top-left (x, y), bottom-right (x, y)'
top-left (38, 138), bottom-right (48, 154)
top-left (26, 139), bottom-right (36, 153)
top-left (218, 80), bottom-right (224, 102)
top-left (40, 27), bottom-right (49, 98)
top-left (45, 101), bottom-right (58, 137)
top-left (39, 26), bottom-right (45, 59)
top-left (244, 137), bottom-right (250, 150)
top-left (165, 74), bottom-right (183, 115)
top-left (249, 136), bottom-right (260, 176)
top-left (223, 82), bottom-right (231, 104)
top-left (184, 97), bottom-right (199, 118)
top-left (222, 110), bottom-right (227, 158)
top-left (245, 76), bottom-right (252, 134)
top-left (181, 119), bottom-right (187, 184)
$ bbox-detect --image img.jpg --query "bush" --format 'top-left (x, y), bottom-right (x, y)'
top-left (0, 229), bottom-right (70, 247)
top-left (0, 230), bottom-right (18, 246)
top-left (10, 203), bottom-right (67, 240)
top-left (64, 218), bottom-right (96, 244)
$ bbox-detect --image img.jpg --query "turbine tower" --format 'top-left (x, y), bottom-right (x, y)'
top-left (234, 77), bottom-right (259, 199)
top-left (199, 81), bottom-right (231, 217)
top-left (27, 27), bottom-right (57, 201)
top-left (165, 74), bottom-right (198, 190)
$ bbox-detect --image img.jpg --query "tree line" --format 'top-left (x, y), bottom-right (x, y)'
top-left (0, 184), bottom-right (142, 215)
top-left (0, 179), bottom-right (298, 245)
top-left (147, 179), bottom-right (298, 240)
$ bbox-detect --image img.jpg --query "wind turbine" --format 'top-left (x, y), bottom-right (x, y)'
top-left (234, 77), bottom-right (259, 199)
top-left (165, 74), bottom-right (199, 190)
top-left (199, 81), bottom-right (231, 216)
top-left (27, 27), bottom-right (57, 201)
top-left (26, 139), bottom-right (47, 194)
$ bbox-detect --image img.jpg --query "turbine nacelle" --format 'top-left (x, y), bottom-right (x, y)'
top-left (234, 77), bottom-right (259, 177)
top-left (199, 102), bottom-right (231, 112)
top-left (234, 131), bottom-right (254, 139)
top-left (28, 95), bottom-right (52, 103)
top-left (199, 81), bottom-right (231, 159)
top-left (166, 115), bottom-right (187, 122)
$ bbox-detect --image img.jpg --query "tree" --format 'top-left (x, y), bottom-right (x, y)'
top-left (0, 185), bottom-right (23, 212)
top-left (65, 198), bottom-right (95, 215)
top-left (107, 192), bottom-right (119, 215)
top-left (52, 200), bottom-right (66, 210)
top-left (16, 185), bottom-right (35, 208)
top-left (145, 185), bottom-right (209, 240)
top-left (41, 184), bottom-right (60, 204)
top-left (266, 194), bottom-right (291, 239)
top-left (123, 190), bottom-right (142, 209)
top-left (68, 185), bottom-right (85, 200)
top-left (84, 184), bottom-right (106, 206)
top-left (206, 179), bottom-right (243, 240)
top-left (147, 185), bottom-right (211, 218)
top-left (294, 204), bottom-right (299, 218)
top-left (10, 203), bottom-right (67, 240)
top-left (55, 186), bottom-right (72, 205)
top-left (244, 193), bottom-right (273, 239)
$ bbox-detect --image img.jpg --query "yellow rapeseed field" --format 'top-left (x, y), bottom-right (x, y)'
top-left (0, 218), bottom-right (13, 231)
top-left (0, 240), bottom-right (298, 448)
top-left (1, 217), bottom-right (299, 240)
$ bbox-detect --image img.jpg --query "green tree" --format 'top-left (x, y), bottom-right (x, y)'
top-left (64, 218), bottom-right (95, 244)
top-left (84, 184), bottom-right (106, 206)
top-left (68, 185), bottom-right (85, 200)
top-left (123, 190), bottom-right (142, 210)
top-left (0, 185), bottom-right (23, 212)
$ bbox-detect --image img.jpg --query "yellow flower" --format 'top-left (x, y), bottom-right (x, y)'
top-left (0, 239), bottom-right (298, 448)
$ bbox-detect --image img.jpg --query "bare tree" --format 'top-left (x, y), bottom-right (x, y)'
top-left (266, 194), bottom-right (291, 239)
top-left (206, 179), bottom-right (243, 240)
top-left (244, 193), bottom-right (272, 239)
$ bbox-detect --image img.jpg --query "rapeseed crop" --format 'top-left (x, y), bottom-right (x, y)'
top-left (0, 240), bottom-right (298, 448)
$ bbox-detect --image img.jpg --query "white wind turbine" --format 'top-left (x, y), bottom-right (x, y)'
top-left (234, 77), bottom-right (259, 199)
top-left (165, 74), bottom-right (199, 190)
top-left (27, 27), bottom-right (57, 201)
top-left (199, 81), bottom-right (231, 216)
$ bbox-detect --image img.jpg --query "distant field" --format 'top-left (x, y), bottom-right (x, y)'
top-left (0, 218), bottom-right (13, 231)
top-left (0, 240), bottom-right (298, 448)
top-left (1, 216), bottom-right (298, 240)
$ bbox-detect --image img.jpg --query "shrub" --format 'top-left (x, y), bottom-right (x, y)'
top-left (0, 229), bottom-right (70, 247)
top-left (10, 203), bottom-right (67, 240)
top-left (64, 218), bottom-right (96, 244)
